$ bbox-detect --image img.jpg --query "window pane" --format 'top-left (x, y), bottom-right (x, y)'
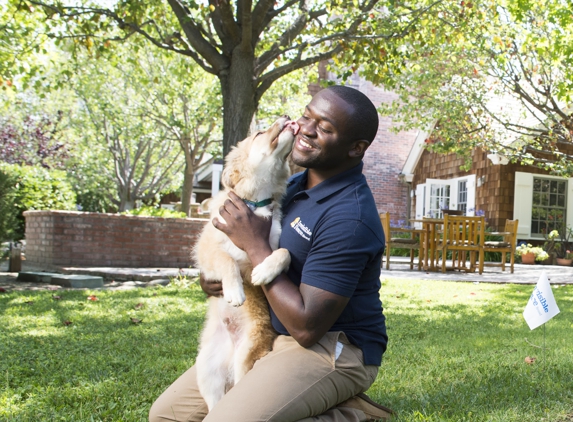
top-left (532, 221), bottom-right (539, 233)
top-left (531, 177), bottom-right (567, 236)
top-left (458, 180), bottom-right (467, 213)
top-left (428, 183), bottom-right (451, 218)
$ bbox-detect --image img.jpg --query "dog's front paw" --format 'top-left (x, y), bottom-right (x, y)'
top-left (251, 248), bottom-right (291, 286)
top-left (251, 265), bottom-right (273, 286)
top-left (224, 286), bottom-right (246, 307)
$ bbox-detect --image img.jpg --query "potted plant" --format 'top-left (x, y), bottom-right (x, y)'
top-left (542, 229), bottom-right (560, 265)
top-left (515, 243), bottom-right (549, 264)
top-left (555, 226), bottom-right (573, 266)
top-left (544, 225), bottom-right (573, 266)
top-left (556, 250), bottom-right (573, 266)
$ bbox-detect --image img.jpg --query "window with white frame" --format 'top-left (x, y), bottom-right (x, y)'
top-left (514, 172), bottom-right (573, 239)
top-left (531, 177), bottom-right (567, 235)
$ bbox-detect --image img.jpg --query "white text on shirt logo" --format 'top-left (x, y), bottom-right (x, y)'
top-left (290, 217), bottom-right (312, 240)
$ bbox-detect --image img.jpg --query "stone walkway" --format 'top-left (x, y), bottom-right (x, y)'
top-left (0, 262), bottom-right (199, 292)
top-left (381, 258), bottom-right (573, 285)
top-left (1, 258), bottom-right (572, 292)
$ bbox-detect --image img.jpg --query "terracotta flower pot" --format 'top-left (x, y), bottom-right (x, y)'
top-left (556, 258), bottom-right (573, 266)
top-left (521, 252), bottom-right (536, 265)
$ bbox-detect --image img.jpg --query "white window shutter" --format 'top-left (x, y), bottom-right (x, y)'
top-left (415, 184), bottom-right (425, 224)
top-left (466, 175), bottom-right (476, 216)
top-left (514, 172), bottom-right (533, 237)
top-left (449, 181), bottom-right (459, 211)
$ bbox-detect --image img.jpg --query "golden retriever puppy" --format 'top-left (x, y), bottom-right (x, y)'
top-left (193, 116), bottom-right (299, 411)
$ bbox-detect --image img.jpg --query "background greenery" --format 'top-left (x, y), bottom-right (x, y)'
top-left (2, 0), bottom-right (573, 240)
top-left (0, 163), bottom-right (76, 241)
top-left (1, 278), bottom-right (571, 421)
top-left (0, 169), bottom-right (18, 242)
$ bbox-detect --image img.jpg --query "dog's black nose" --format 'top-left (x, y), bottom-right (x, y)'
top-left (283, 114), bottom-right (290, 120)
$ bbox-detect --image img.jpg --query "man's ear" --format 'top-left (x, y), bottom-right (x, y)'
top-left (348, 140), bottom-right (371, 159)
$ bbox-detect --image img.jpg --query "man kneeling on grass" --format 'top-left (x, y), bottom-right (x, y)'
top-left (150, 85), bottom-right (393, 422)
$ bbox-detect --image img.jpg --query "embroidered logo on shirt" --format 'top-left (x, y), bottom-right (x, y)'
top-left (290, 217), bottom-right (312, 240)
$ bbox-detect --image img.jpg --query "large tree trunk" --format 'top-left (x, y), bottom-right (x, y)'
top-left (180, 162), bottom-right (194, 217)
top-left (117, 185), bottom-right (131, 212)
top-left (220, 50), bottom-right (258, 157)
top-left (119, 197), bottom-right (135, 212)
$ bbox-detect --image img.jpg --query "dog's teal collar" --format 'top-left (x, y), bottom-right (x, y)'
top-left (243, 198), bottom-right (273, 211)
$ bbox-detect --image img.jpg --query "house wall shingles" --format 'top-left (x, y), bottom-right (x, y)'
top-left (412, 148), bottom-right (513, 231)
top-left (411, 146), bottom-right (573, 231)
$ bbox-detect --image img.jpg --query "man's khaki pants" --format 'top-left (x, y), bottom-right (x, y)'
top-left (149, 331), bottom-right (379, 422)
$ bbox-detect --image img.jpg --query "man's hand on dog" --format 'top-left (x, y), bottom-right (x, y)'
top-left (199, 273), bottom-right (223, 297)
top-left (212, 191), bottom-right (274, 266)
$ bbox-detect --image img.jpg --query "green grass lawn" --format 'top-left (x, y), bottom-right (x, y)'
top-left (1, 277), bottom-right (571, 421)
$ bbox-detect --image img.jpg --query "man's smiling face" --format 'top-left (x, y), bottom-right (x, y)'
top-left (291, 89), bottom-right (356, 173)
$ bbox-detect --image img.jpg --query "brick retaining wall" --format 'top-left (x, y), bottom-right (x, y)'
top-left (24, 210), bottom-right (208, 268)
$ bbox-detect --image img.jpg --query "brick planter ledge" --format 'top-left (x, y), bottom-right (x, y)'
top-left (24, 210), bottom-right (208, 268)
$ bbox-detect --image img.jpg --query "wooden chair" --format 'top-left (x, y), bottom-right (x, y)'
top-left (437, 215), bottom-right (485, 274)
top-left (380, 212), bottom-right (422, 270)
top-left (483, 219), bottom-right (519, 273)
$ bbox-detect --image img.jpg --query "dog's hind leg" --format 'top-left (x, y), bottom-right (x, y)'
top-left (196, 308), bottom-right (234, 411)
top-left (232, 321), bottom-right (257, 385)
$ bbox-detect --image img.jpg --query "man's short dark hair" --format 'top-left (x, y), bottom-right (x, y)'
top-left (326, 85), bottom-right (379, 144)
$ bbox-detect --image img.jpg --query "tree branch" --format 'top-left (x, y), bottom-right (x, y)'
top-left (208, 0), bottom-right (241, 52)
top-left (167, 0), bottom-right (229, 73)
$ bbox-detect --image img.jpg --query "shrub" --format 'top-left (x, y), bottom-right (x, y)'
top-left (0, 169), bottom-right (18, 242)
top-left (121, 205), bottom-right (186, 219)
top-left (0, 163), bottom-right (77, 240)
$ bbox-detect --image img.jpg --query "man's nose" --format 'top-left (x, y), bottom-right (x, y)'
top-left (297, 118), bottom-right (316, 136)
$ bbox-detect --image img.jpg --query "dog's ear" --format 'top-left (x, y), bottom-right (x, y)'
top-left (221, 140), bottom-right (248, 189)
top-left (222, 165), bottom-right (240, 189)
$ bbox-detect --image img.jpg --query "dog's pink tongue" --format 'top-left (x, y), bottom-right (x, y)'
top-left (285, 120), bottom-right (300, 135)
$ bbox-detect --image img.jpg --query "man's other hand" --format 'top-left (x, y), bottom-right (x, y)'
top-left (199, 273), bottom-right (223, 297)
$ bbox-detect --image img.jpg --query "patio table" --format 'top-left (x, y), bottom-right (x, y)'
top-left (410, 218), bottom-right (443, 271)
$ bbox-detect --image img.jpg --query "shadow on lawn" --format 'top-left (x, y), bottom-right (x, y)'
top-left (375, 288), bottom-right (573, 420)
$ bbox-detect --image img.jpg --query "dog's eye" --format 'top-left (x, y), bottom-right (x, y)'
top-left (254, 131), bottom-right (264, 138)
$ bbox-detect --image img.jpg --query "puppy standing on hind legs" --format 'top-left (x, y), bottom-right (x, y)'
top-left (193, 116), bottom-right (299, 412)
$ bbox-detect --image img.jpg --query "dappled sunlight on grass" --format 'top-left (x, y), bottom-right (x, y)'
top-left (2, 278), bottom-right (572, 421)
top-left (371, 278), bottom-right (573, 421)
top-left (0, 282), bottom-right (209, 421)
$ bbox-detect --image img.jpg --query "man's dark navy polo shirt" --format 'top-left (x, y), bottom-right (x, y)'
top-left (274, 162), bottom-right (388, 366)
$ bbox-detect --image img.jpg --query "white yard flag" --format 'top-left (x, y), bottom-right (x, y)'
top-left (523, 271), bottom-right (560, 330)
